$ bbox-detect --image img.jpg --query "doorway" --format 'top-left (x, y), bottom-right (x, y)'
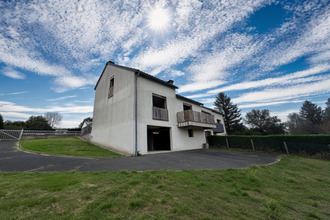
top-left (147, 126), bottom-right (171, 151)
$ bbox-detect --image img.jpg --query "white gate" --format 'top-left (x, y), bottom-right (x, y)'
top-left (0, 129), bottom-right (23, 141)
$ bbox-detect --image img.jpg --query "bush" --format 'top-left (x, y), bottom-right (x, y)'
top-left (208, 135), bottom-right (330, 155)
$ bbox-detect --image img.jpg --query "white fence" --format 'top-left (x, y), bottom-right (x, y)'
top-left (0, 129), bottom-right (80, 141)
top-left (0, 129), bottom-right (23, 141)
top-left (22, 130), bottom-right (81, 136)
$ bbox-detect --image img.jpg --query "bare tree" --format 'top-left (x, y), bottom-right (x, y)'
top-left (44, 112), bottom-right (63, 128)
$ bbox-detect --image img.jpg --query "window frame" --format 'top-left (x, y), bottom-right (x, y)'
top-left (108, 77), bottom-right (114, 99)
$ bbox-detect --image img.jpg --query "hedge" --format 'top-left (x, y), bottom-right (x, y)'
top-left (207, 135), bottom-right (330, 155)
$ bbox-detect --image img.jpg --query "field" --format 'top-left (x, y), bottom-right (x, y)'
top-left (20, 137), bottom-right (121, 157)
top-left (0, 156), bottom-right (329, 219)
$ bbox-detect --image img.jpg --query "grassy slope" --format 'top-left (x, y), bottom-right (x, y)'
top-left (20, 137), bottom-right (121, 157)
top-left (0, 156), bottom-right (329, 219)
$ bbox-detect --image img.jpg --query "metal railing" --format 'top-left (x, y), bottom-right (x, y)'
top-left (0, 129), bottom-right (23, 141)
top-left (177, 110), bottom-right (215, 124)
top-left (152, 106), bottom-right (169, 121)
top-left (22, 130), bottom-right (81, 136)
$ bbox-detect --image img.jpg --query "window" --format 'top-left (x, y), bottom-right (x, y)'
top-left (152, 94), bottom-right (168, 121)
top-left (152, 94), bottom-right (167, 109)
top-left (183, 103), bottom-right (192, 111)
top-left (188, 129), bottom-right (194, 137)
top-left (108, 77), bottom-right (114, 98)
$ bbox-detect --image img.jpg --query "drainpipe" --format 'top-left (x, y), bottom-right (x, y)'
top-left (135, 71), bottom-right (141, 156)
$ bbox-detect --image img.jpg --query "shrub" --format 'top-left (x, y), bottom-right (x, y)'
top-left (208, 135), bottom-right (330, 156)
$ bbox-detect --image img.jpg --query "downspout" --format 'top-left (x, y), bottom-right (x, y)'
top-left (134, 71), bottom-right (141, 156)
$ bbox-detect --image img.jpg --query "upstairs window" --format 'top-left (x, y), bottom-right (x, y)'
top-left (152, 94), bottom-right (168, 121)
top-left (152, 94), bottom-right (167, 109)
top-left (108, 77), bottom-right (114, 98)
top-left (183, 103), bottom-right (192, 111)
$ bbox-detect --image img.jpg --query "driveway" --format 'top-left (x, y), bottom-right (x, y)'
top-left (0, 141), bottom-right (279, 172)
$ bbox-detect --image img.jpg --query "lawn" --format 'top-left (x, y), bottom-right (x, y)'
top-left (0, 156), bottom-right (329, 219)
top-left (20, 137), bottom-right (121, 157)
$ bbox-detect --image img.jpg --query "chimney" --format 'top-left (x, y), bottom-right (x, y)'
top-left (167, 80), bottom-right (174, 85)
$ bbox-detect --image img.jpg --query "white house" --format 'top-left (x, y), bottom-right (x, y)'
top-left (91, 61), bottom-right (226, 155)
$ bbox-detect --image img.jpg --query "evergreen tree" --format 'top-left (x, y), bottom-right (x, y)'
top-left (0, 114), bottom-right (4, 129)
top-left (287, 113), bottom-right (304, 134)
top-left (245, 109), bottom-right (284, 135)
top-left (299, 100), bottom-right (323, 133)
top-left (214, 93), bottom-right (244, 134)
top-left (320, 98), bottom-right (330, 134)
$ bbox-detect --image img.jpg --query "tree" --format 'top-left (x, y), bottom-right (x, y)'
top-left (0, 114), bottom-right (4, 129)
top-left (78, 117), bottom-right (93, 129)
top-left (287, 113), bottom-right (304, 134)
top-left (245, 109), bottom-right (284, 135)
top-left (44, 112), bottom-right (63, 128)
top-left (214, 93), bottom-right (244, 134)
top-left (299, 100), bottom-right (323, 134)
top-left (4, 120), bottom-right (25, 129)
top-left (320, 98), bottom-right (330, 134)
top-left (25, 116), bottom-right (52, 130)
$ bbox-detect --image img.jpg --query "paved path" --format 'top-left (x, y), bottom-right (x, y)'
top-left (0, 141), bottom-right (279, 172)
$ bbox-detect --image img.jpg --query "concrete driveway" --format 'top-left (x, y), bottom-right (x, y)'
top-left (0, 141), bottom-right (279, 172)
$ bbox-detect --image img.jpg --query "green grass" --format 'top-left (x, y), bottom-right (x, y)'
top-left (20, 137), bottom-right (121, 157)
top-left (0, 156), bottom-right (329, 219)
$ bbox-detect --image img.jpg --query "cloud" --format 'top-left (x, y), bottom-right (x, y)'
top-left (208, 64), bottom-right (330, 94)
top-left (58, 120), bottom-right (81, 128)
top-left (0, 101), bottom-right (93, 114)
top-left (271, 109), bottom-right (300, 122)
top-left (232, 78), bottom-right (330, 104)
top-left (178, 80), bottom-right (225, 93)
top-left (53, 75), bottom-right (98, 93)
top-left (1, 67), bottom-right (25, 79)
top-left (238, 100), bottom-right (303, 109)
top-left (0, 111), bottom-right (31, 120)
top-left (0, 91), bottom-right (29, 96)
top-left (130, 0), bottom-right (268, 74)
top-left (47, 95), bottom-right (77, 102)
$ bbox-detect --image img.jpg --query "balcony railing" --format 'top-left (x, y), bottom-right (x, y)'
top-left (177, 110), bottom-right (215, 128)
top-left (153, 106), bottom-right (169, 121)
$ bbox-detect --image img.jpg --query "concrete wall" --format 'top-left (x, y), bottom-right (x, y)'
top-left (136, 76), bottom-right (225, 154)
top-left (91, 64), bottom-right (226, 155)
top-left (91, 64), bottom-right (135, 155)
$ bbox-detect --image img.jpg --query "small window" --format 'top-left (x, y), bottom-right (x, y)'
top-left (108, 77), bottom-right (114, 98)
top-left (188, 129), bottom-right (194, 137)
top-left (183, 103), bottom-right (192, 111)
top-left (152, 94), bottom-right (167, 109)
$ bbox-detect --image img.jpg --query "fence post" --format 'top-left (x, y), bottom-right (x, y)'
top-left (251, 139), bottom-right (255, 152)
top-left (225, 136), bottom-right (229, 149)
top-left (283, 141), bottom-right (289, 155)
top-left (18, 129), bottom-right (23, 140)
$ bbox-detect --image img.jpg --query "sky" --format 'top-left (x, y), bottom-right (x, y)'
top-left (0, 0), bottom-right (329, 128)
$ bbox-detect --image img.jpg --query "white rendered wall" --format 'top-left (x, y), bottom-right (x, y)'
top-left (136, 77), bottom-right (226, 154)
top-left (91, 65), bottom-right (135, 155)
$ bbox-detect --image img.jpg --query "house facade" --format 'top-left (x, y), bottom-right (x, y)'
top-left (91, 61), bottom-right (226, 155)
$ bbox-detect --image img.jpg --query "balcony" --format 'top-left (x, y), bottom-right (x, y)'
top-left (177, 110), bottom-right (216, 129)
top-left (153, 106), bottom-right (169, 121)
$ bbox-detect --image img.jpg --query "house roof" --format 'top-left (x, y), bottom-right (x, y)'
top-left (176, 94), bottom-right (203, 106)
top-left (176, 94), bottom-right (223, 115)
top-left (94, 61), bottom-right (178, 90)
